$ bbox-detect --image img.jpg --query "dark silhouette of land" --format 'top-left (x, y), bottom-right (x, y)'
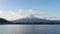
top-left (0, 18), bottom-right (13, 24)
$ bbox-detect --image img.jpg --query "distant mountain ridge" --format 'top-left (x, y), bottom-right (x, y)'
top-left (13, 17), bottom-right (49, 23)
top-left (12, 15), bottom-right (60, 24)
top-left (0, 15), bottom-right (60, 24)
top-left (0, 18), bottom-right (13, 24)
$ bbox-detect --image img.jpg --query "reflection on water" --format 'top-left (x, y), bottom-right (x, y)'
top-left (0, 25), bottom-right (60, 34)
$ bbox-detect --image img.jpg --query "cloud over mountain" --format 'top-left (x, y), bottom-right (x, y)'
top-left (0, 9), bottom-right (59, 20)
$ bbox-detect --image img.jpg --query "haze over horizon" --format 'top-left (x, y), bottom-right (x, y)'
top-left (0, 0), bottom-right (60, 20)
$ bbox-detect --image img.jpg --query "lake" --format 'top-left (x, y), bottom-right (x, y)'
top-left (0, 25), bottom-right (60, 34)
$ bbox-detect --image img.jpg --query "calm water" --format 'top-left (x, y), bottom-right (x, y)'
top-left (0, 25), bottom-right (60, 34)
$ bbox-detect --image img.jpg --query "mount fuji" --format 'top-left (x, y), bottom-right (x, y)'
top-left (12, 15), bottom-right (60, 24)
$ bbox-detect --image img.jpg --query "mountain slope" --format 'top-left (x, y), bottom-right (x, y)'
top-left (0, 18), bottom-right (13, 24)
top-left (12, 15), bottom-right (60, 24)
top-left (12, 16), bottom-right (50, 24)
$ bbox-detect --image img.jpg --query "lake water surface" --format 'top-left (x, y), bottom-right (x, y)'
top-left (0, 25), bottom-right (60, 34)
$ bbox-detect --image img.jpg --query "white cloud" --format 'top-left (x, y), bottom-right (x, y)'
top-left (18, 9), bottom-right (23, 11)
top-left (29, 9), bottom-right (33, 13)
top-left (9, 11), bottom-right (16, 15)
top-left (9, 10), bottom-right (27, 19)
top-left (0, 10), bottom-right (3, 14)
top-left (26, 9), bottom-right (49, 18)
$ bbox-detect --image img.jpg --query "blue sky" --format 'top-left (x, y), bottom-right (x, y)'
top-left (0, 0), bottom-right (60, 20)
